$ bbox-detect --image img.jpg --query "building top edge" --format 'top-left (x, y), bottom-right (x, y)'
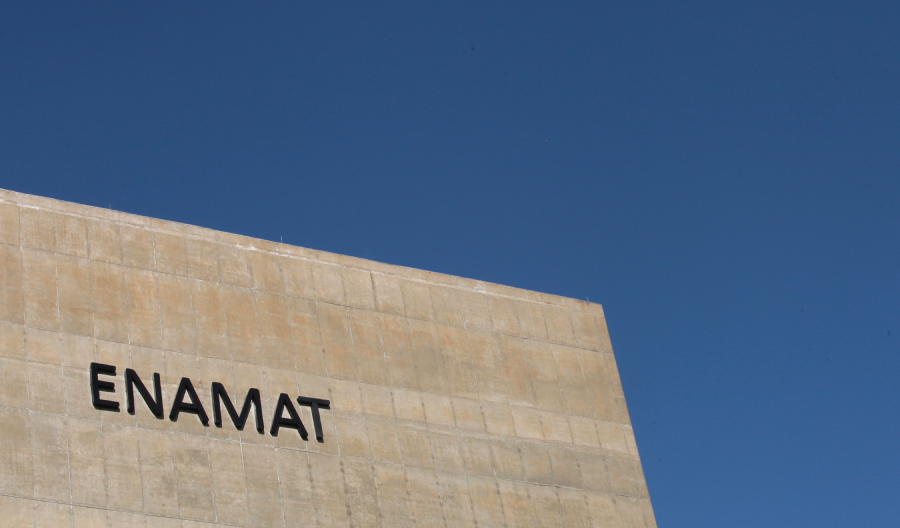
top-left (0, 187), bottom-right (603, 315)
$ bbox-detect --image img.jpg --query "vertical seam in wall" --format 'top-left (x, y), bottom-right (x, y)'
top-left (310, 266), bottom-right (331, 380)
top-left (188, 243), bottom-right (217, 524)
top-left (363, 274), bottom-right (387, 526)
top-left (336, 263), bottom-right (350, 318)
top-left (570, 349), bottom-right (594, 491)
top-left (201, 436), bottom-right (219, 525)
top-left (274, 254), bottom-right (318, 525)
top-left (151, 232), bottom-right (165, 355)
top-left (340, 459), bottom-right (355, 528)
top-left (221, 246), bottom-right (253, 527)
top-left (493, 478), bottom-right (510, 528)
top-left (579, 492), bottom-right (598, 528)
top-left (401, 464), bottom-right (418, 528)
top-left (129, 341), bottom-right (146, 514)
top-left (168, 430), bottom-right (183, 520)
top-left (247, 247), bottom-right (263, 374)
top-left (369, 459), bottom-right (386, 528)
top-left (419, 380), bottom-right (449, 528)
top-left (536, 304), bottom-right (552, 344)
top-left (308, 450), bottom-right (322, 527)
top-left (344, 294), bottom-right (361, 383)
top-left (457, 327), bottom-right (490, 528)
top-left (272, 446), bottom-right (289, 528)
top-left (18, 204), bottom-right (38, 528)
top-left (373, 293), bottom-right (393, 388)
top-left (50, 211), bottom-right (77, 511)
top-left (432, 468), bottom-right (450, 528)
top-left (398, 280), bottom-right (423, 396)
top-left (277, 253), bottom-right (301, 376)
top-left (78, 212), bottom-right (109, 519)
top-left (188, 263), bottom-right (221, 524)
top-left (236, 410), bottom-right (254, 526)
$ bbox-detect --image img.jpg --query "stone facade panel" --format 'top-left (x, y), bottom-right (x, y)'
top-left (0, 189), bottom-right (653, 527)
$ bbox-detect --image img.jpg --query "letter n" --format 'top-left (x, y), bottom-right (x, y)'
top-left (125, 369), bottom-right (163, 418)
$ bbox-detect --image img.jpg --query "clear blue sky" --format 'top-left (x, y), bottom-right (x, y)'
top-left (2, 3), bottom-right (898, 526)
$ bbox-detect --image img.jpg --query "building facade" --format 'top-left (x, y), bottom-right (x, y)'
top-left (0, 189), bottom-right (655, 527)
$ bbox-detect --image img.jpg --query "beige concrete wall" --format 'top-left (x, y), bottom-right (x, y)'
top-left (0, 188), bottom-right (655, 527)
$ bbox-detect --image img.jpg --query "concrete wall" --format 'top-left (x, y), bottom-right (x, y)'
top-left (0, 188), bottom-right (655, 527)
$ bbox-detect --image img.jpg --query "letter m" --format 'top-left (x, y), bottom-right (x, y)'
top-left (211, 382), bottom-right (263, 433)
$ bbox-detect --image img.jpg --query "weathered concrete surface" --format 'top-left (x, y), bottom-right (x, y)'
top-left (0, 188), bottom-right (655, 527)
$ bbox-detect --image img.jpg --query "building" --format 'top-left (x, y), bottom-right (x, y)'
top-left (0, 188), bottom-right (655, 527)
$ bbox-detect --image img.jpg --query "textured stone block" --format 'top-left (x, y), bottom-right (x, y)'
top-left (275, 448), bottom-right (316, 527)
top-left (91, 261), bottom-right (128, 342)
top-left (437, 472), bottom-right (476, 528)
top-left (467, 476), bottom-right (506, 528)
top-left (522, 340), bottom-right (565, 413)
top-left (120, 225), bottom-right (155, 270)
top-left (343, 457), bottom-right (380, 527)
top-left (73, 506), bottom-right (109, 528)
top-left (243, 444), bottom-right (286, 528)
top-left (208, 439), bottom-right (251, 526)
top-left (437, 325), bottom-right (477, 400)
top-left (22, 248), bottom-right (59, 330)
top-left (68, 418), bottom-right (108, 507)
top-left (57, 255), bottom-right (93, 336)
top-left (0, 357), bottom-right (29, 408)
top-left (34, 501), bottom-right (72, 526)
top-left (468, 331), bottom-right (506, 404)
top-left (0, 244), bottom-right (24, 324)
top-left (367, 419), bottom-right (403, 464)
top-left (0, 202), bottom-right (21, 245)
top-left (374, 463), bottom-right (414, 528)
top-left (103, 424), bottom-right (143, 511)
top-left (87, 220), bottom-right (122, 264)
top-left (380, 313), bottom-right (417, 390)
top-left (348, 308), bottom-right (389, 385)
top-left (0, 322), bottom-right (25, 359)
top-left (318, 302), bottom-right (357, 380)
top-left (342, 267), bottom-right (375, 310)
top-left (286, 297), bottom-right (326, 375)
top-left (281, 255), bottom-right (316, 300)
top-left (250, 250), bottom-right (284, 293)
top-left (124, 267), bottom-right (163, 349)
top-left (372, 273), bottom-right (405, 316)
top-left (30, 412), bottom-right (70, 501)
top-left (0, 407), bottom-right (32, 496)
top-left (175, 434), bottom-right (216, 521)
top-left (407, 467), bottom-right (445, 528)
top-left (428, 431), bottom-right (464, 473)
top-left (20, 207), bottom-right (56, 251)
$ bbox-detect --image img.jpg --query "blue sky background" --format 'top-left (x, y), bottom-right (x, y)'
top-left (1, 2), bottom-right (898, 526)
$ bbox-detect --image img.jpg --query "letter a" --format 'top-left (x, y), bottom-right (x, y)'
top-left (169, 377), bottom-right (209, 425)
top-left (270, 393), bottom-right (308, 438)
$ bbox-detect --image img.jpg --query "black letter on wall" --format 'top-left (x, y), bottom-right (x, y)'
top-left (211, 382), bottom-right (263, 433)
top-left (169, 377), bottom-right (209, 425)
top-left (90, 362), bottom-right (119, 411)
top-left (296, 396), bottom-right (330, 442)
top-left (125, 368), bottom-right (163, 418)
top-left (270, 393), bottom-right (308, 438)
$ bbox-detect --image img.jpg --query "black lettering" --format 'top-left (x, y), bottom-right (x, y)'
top-left (270, 393), bottom-right (307, 438)
top-left (89, 362), bottom-right (119, 411)
top-left (169, 377), bottom-right (209, 425)
top-left (211, 382), bottom-right (263, 433)
top-left (125, 369), bottom-right (163, 418)
top-left (296, 396), bottom-right (330, 442)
